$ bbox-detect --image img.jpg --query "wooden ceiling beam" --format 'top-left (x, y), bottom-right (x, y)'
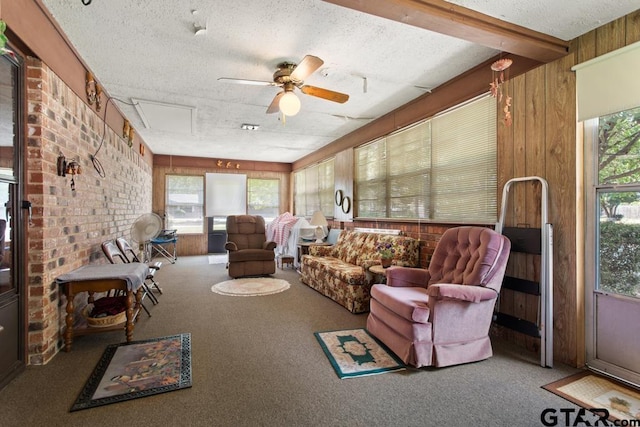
top-left (322, 0), bottom-right (569, 62)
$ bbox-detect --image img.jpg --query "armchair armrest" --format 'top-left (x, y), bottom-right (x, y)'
top-left (386, 266), bottom-right (430, 288)
top-left (225, 242), bottom-right (238, 251)
top-left (263, 241), bottom-right (276, 251)
top-left (427, 283), bottom-right (498, 303)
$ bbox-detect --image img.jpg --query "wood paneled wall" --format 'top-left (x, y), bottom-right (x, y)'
top-left (152, 155), bottom-right (291, 256)
top-left (333, 149), bottom-right (353, 222)
top-left (147, 11), bottom-right (640, 368)
top-left (496, 11), bottom-right (640, 367)
top-left (296, 10), bottom-right (640, 367)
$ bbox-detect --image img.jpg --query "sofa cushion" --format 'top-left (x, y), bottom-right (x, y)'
top-left (300, 230), bottom-right (420, 313)
top-left (304, 256), bottom-right (366, 284)
top-left (333, 231), bottom-right (368, 265)
top-left (330, 231), bottom-right (420, 268)
top-left (371, 284), bottom-right (430, 323)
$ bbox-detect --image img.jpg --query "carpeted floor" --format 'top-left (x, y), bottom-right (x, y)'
top-left (0, 256), bottom-right (595, 426)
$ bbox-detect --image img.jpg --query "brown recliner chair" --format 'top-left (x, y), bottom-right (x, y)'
top-left (225, 215), bottom-right (276, 278)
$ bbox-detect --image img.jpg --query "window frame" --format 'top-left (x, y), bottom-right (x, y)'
top-left (294, 158), bottom-right (335, 218)
top-left (354, 94), bottom-right (497, 223)
top-left (165, 174), bottom-right (205, 235)
top-left (247, 177), bottom-right (280, 224)
top-left (584, 109), bottom-right (640, 300)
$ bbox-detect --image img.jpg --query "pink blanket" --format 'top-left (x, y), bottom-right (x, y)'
top-left (267, 212), bottom-right (299, 248)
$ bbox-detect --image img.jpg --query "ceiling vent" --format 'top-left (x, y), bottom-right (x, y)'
top-left (132, 99), bottom-right (196, 134)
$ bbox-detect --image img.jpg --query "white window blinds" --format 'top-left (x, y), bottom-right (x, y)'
top-left (431, 95), bottom-right (497, 222)
top-left (205, 173), bottom-right (246, 216)
top-left (388, 121), bottom-right (431, 218)
top-left (354, 94), bottom-right (497, 223)
top-left (573, 40), bottom-right (640, 121)
top-left (294, 158), bottom-right (335, 217)
top-left (355, 138), bottom-right (387, 217)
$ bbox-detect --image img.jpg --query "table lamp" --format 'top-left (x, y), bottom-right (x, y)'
top-left (309, 211), bottom-right (328, 243)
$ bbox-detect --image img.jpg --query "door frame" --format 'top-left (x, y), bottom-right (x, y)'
top-left (584, 118), bottom-right (640, 387)
top-left (0, 49), bottom-right (26, 389)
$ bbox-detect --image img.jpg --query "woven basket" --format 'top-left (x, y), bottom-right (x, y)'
top-left (82, 305), bottom-right (127, 328)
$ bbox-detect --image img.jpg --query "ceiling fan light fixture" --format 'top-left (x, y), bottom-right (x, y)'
top-left (279, 91), bottom-right (301, 116)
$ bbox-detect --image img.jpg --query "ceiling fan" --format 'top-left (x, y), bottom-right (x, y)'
top-left (218, 55), bottom-right (349, 116)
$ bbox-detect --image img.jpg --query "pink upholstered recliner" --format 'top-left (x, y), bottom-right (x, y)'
top-left (367, 226), bottom-right (511, 368)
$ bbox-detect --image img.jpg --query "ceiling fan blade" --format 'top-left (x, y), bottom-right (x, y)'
top-left (290, 55), bottom-right (324, 82)
top-left (217, 77), bottom-right (277, 86)
top-left (300, 85), bottom-right (349, 103)
top-left (266, 92), bottom-right (284, 114)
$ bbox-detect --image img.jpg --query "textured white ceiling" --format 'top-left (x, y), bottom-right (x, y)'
top-left (40, 0), bottom-right (639, 163)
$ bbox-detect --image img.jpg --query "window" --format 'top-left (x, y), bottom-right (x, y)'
top-left (591, 107), bottom-right (640, 298)
top-left (294, 159), bottom-right (334, 217)
top-left (355, 95), bottom-right (497, 222)
top-left (165, 175), bottom-right (204, 234)
top-left (356, 122), bottom-right (431, 218)
top-left (431, 95), bottom-right (497, 221)
top-left (247, 178), bottom-right (280, 223)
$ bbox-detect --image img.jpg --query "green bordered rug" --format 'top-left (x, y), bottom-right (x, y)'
top-left (314, 328), bottom-right (405, 379)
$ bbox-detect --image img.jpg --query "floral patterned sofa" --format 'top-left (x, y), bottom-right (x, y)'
top-left (300, 230), bottom-right (419, 313)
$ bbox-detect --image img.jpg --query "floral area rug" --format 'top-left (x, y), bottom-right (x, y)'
top-left (543, 371), bottom-right (640, 423)
top-left (211, 278), bottom-right (290, 297)
top-left (71, 334), bottom-right (192, 412)
top-left (314, 328), bottom-right (405, 379)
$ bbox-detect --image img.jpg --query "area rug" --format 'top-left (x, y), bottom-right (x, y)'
top-left (314, 328), bottom-right (405, 379)
top-left (543, 371), bottom-right (640, 422)
top-left (211, 278), bottom-right (290, 296)
top-left (208, 254), bottom-right (228, 264)
top-left (70, 333), bottom-right (192, 412)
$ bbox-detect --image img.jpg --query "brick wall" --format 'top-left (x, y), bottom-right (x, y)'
top-left (25, 58), bottom-right (152, 365)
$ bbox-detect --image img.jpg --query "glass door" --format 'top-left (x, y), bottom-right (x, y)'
top-left (0, 51), bottom-right (24, 389)
top-left (585, 107), bottom-right (640, 387)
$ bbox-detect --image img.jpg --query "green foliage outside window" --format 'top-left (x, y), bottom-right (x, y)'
top-left (599, 221), bottom-right (640, 298)
top-left (598, 108), bottom-right (640, 218)
top-left (596, 107), bottom-right (640, 299)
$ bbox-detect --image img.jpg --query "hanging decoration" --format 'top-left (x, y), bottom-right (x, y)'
top-left (489, 58), bottom-right (513, 127)
top-left (0, 20), bottom-right (16, 59)
top-left (57, 155), bottom-right (82, 191)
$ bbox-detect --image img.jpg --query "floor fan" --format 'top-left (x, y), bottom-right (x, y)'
top-left (131, 213), bottom-right (163, 262)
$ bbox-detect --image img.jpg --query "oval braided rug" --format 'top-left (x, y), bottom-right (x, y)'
top-left (211, 278), bottom-right (290, 297)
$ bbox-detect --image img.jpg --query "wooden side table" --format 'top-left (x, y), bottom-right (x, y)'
top-left (369, 264), bottom-right (390, 284)
top-left (278, 255), bottom-right (295, 269)
top-left (56, 263), bottom-right (148, 352)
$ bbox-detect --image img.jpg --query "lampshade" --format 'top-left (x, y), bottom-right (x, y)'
top-left (309, 211), bottom-right (328, 243)
top-left (309, 211), bottom-right (328, 226)
top-left (279, 91), bottom-right (301, 116)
